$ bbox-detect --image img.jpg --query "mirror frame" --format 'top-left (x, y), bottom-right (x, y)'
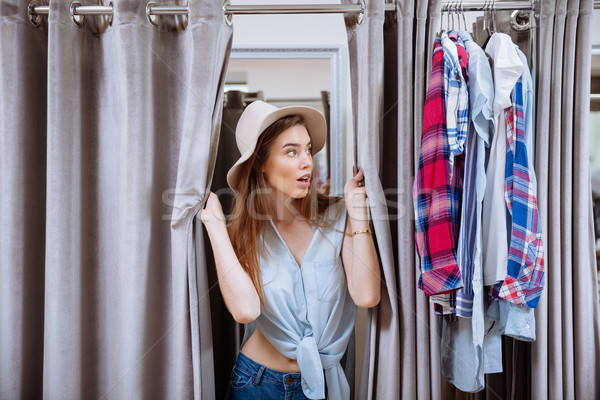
top-left (230, 45), bottom-right (346, 195)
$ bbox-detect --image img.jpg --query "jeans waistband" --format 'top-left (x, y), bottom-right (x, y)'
top-left (236, 351), bottom-right (302, 385)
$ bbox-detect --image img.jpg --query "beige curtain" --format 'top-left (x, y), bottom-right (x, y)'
top-left (445, 1), bottom-right (600, 398)
top-left (343, 0), bottom-right (401, 398)
top-left (0, 1), bottom-right (232, 399)
top-left (346, 0), bottom-right (600, 398)
top-left (532, 0), bottom-right (600, 398)
top-left (344, 0), bottom-right (445, 398)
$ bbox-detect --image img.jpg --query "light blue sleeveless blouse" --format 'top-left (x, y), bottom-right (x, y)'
top-left (240, 200), bottom-right (357, 399)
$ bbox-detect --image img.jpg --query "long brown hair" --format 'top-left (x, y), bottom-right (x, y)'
top-left (227, 114), bottom-right (341, 305)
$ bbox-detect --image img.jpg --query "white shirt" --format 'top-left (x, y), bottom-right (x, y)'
top-left (481, 33), bottom-right (524, 285)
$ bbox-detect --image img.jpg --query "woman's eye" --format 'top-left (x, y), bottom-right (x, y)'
top-left (306, 148), bottom-right (312, 155)
top-left (287, 150), bottom-right (296, 156)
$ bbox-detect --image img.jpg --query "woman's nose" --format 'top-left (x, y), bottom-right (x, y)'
top-left (299, 152), bottom-right (312, 168)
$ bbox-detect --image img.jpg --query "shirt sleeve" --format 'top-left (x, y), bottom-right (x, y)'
top-left (413, 39), bottom-right (464, 296)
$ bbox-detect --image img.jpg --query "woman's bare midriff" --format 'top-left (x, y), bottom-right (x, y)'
top-left (240, 326), bottom-right (301, 372)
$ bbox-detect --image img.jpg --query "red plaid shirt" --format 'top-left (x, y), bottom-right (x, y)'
top-left (413, 39), bottom-right (464, 296)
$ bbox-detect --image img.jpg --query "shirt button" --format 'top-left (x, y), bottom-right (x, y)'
top-left (517, 291), bottom-right (523, 297)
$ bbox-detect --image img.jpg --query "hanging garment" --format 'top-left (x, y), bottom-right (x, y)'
top-left (413, 38), bottom-right (464, 297)
top-left (485, 47), bottom-right (539, 344)
top-left (481, 40), bottom-right (541, 391)
top-left (454, 30), bottom-right (494, 319)
top-left (489, 46), bottom-right (545, 308)
top-left (430, 31), bottom-right (469, 314)
top-left (481, 33), bottom-right (524, 286)
top-left (439, 30), bottom-right (497, 393)
top-left (239, 201), bottom-right (356, 400)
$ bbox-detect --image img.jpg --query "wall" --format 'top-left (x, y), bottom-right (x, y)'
top-left (230, 0), bottom-right (355, 188)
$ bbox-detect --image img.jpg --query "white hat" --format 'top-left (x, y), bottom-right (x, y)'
top-left (226, 100), bottom-right (327, 192)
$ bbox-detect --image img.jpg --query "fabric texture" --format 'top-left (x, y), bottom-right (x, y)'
top-left (225, 352), bottom-right (306, 400)
top-left (0, 1), bottom-right (232, 399)
top-left (481, 33), bottom-right (524, 287)
top-left (489, 59), bottom-right (545, 308)
top-left (430, 31), bottom-right (470, 314)
top-left (413, 38), bottom-right (464, 298)
top-left (531, 0), bottom-right (600, 398)
top-left (454, 30), bottom-right (493, 319)
top-left (348, 1), bottom-right (445, 398)
top-left (240, 200), bottom-right (356, 400)
top-left (439, 30), bottom-right (496, 393)
top-left (443, 1), bottom-right (600, 398)
top-left (343, 1), bottom-right (403, 399)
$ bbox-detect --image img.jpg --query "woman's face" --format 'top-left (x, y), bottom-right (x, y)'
top-left (261, 124), bottom-right (313, 200)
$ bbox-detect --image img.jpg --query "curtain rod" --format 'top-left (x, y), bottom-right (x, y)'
top-left (29, 1), bottom-right (600, 19)
top-left (226, 2), bottom-right (536, 14)
top-left (29, 1), bottom-right (542, 20)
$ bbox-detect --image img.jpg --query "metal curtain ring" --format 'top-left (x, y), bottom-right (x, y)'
top-left (67, 2), bottom-right (113, 30)
top-left (28, 0), bottom-right (43, 27)
top-left (146, 2), bottom-right (158, 26)
top-left (223, 0), bottom-right (233, 26)
top-left (356, 0), bottom-right (365, 25)
top-left (70, 1), bottom-right (84, 27)
top-left (510, 10), bottom-right (530, 31)
top-left (146, 2), bottom-right (189, 29)
top-left (107, 1), bottom-right (113, 26)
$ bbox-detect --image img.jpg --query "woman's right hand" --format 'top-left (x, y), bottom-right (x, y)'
top-left (200, 192), bottom-right (226, 226)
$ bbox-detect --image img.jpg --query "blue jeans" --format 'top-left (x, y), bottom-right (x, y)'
top-left (225, 352), bottom-right (309, 400)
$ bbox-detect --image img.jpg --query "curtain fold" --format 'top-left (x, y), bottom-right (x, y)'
top-left (343, 1), bottom-right (401, 398)
top-left (0, 1), bottom-right (232, 398)
top-left (171, 2), bottom-right (232, 398)
top-left (344, 0), bottom-right (445, 397)
top-left (402, 1), bottom-right (444, 398)
top-left (0, 1), bottom-right (48, 399)
top-left (356, 0), bottom-right (600, 398)
top-left (533, 0), bottom-right (600, 398)
top-left (344, 0), bottom-right (447, 398)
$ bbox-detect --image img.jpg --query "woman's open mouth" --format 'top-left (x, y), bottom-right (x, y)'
top-left (297, 174), bottom-right (311, 188)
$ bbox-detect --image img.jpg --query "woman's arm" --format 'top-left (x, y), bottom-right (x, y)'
top-left (201, 192), bottom-right (261, 323)
top-left (341, 169), bottom-right (381, 308)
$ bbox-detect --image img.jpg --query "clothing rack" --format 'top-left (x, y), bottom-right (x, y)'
top-left (29, 1), bottom-right (545, 22)
top-left (29, 1), bottom-right (600, 21)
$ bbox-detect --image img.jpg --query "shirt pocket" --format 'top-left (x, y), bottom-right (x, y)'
top-left (313, 257), bottom-right (345, 303)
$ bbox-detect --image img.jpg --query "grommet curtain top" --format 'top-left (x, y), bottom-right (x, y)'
top-left (27, 0), bottom-right (546, 29)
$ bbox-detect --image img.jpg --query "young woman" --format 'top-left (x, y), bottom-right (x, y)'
top-left (201, 101), bottom-right (380, 399)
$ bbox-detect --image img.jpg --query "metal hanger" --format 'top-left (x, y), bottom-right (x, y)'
top-left (461, 1), bottom-right (467, 32)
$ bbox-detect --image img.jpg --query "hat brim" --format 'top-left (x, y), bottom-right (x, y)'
top-left (226, 105), bottom-right (327, 192)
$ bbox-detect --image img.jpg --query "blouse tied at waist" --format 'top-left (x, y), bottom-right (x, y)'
top-left (246, 200), bottom-right (356, 399)
top-left (296, 334), bottom-right (349, 399)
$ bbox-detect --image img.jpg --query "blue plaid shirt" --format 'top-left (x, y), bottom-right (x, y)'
top-left (489, 60), bottom-right (545, 308)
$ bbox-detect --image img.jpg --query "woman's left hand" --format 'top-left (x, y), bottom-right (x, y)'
top-left (341, 167), bottom-right (381, 308)
top-left (344, 167), bottom-right (368, 221)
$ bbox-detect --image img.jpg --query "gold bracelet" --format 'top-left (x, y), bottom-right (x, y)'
top-left (352, 229), bottom-right (371, 236)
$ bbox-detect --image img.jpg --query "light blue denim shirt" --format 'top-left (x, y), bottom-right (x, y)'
top-left (240, 200), bottom-right (356, 400)
top-left (455, 30), bottom-right (495, 318)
